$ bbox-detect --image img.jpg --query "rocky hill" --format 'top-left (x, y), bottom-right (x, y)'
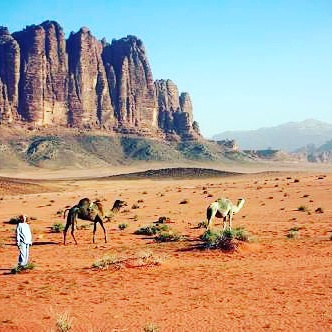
top-left (0, 21), bottom-right (199, 141)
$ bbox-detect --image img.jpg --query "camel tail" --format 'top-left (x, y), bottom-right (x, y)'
top-left (63, 208), bottom-right (70, 219)
top-left (206, 206), bottom-right (213, 222)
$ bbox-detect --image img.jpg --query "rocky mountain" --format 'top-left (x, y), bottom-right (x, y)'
top-left (0, 21), bottom-right (199, 141)
top-left (212, 119), bottom-right (332, 152)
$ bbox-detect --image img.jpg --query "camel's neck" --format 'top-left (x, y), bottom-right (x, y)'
top-left (233, 201), bottom-right (244, 213)
top-left (111, 206), bottom-right (120, 213)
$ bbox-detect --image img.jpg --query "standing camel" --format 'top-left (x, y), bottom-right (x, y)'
top-left (206, 197), bottom-right (245, 231)
top-left (63, 198), bottom-right (127, 245)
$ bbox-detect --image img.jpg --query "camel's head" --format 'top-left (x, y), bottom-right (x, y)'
top-left (113, 199), bottom-right (127, 210)
top-left (237, 198), bottom-right (245, 208)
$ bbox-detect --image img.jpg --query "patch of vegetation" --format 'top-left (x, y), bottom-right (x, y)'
top-left (50, 222), bottom-right (64, 233)
top-left (200, 228), bottom-right (251, 251)
top-left (134, 223), bottom-right (169, 236)
top-left (155, 230), bottom-right (183, 242)
top-left (286, 227), bottom-right (300, 239)
top-left (143, 323), bottom-right (160, 332)
top-left (315, 207), bottom-right (324, 213)
top-left (92, 251), bottom-right (164, 271)
top-left (56, 312), bottom-right (73, 332)
top-left (297, 205), bottom-right (309, 212)
top-left (135, 250), bottom-right (164, 266)
top-left (10, 262), bottom-right (36, 274)
top-left (92, 254), bottom-right (123, 270)
top-left (118, 223), bottom-right (128, 231)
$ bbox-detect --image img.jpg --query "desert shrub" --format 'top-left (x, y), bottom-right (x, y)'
top-left (286, 227), bottom-right (300, 239)
top-left (297, 205), bottom-right (308, 212)
top-left (118, 223), bottom-right (128, 230)
top-left (201, 228), bottom-right (250, 251)
top-left (56, 312), bottom-right (73, 332)
top-left (10, 262), bottom-right (36, 274)
top-left (135, 250), bottom-right (164, 266)
top-left (179, 198), bottom-right (189, 204)
top-left (232, 227), bottom-right (250, 242)
top-left (197, 221), bottom-right (208, 228)
top-left (315, 207), bottom-right (324, 213)
top-left (200, 230), bottom-right (220, 247)
top-left (134, 223), bottom-right (169, 236)
top-left (131, 203), bottom-right (139, 209)
top-left (155, 230), bottom-right (182, 242)
top-left (92, 254), bottom-right (123, 270)
top-left (144, 323), bottom-right (160, 332)
top-left (50, 222), bottom-right (64, 233)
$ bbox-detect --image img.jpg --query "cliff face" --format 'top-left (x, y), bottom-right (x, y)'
top-left (12, 21), bottom-right (68, 125)
top-left (102, 36), bottom-right (157, 134)
top-left (0, 27), bottom-right (20, 123)
top-left (67, 27), bottom-right (114, 129)
top-left (0, 21), bottom-right (200, 140)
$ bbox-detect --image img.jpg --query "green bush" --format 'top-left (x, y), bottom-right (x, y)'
top-left (200, 227), bottom-right (250, 251)
top-left (50, 222), bottom-right (64, 233)
top-left (118, 223), bottom-right (128, 230)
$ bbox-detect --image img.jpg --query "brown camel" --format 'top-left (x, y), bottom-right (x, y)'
top-left (63, 198), bottom-right (127, 245)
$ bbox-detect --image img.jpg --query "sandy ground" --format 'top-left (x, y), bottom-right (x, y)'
top-left (0, 166), bottom-right (331, 331)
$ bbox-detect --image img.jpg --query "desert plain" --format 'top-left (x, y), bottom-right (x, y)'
top-left (0, 163), bottom-right (331, 331)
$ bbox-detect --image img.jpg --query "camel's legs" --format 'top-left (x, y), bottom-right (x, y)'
top-left (63, 211), bottom-right (78, 245)
top-left (206, 207), bottom-right (217, 230)
top-left (92, 216), bottom-right (107, 244)
top-left (229, 213), bottom-right (233, 231)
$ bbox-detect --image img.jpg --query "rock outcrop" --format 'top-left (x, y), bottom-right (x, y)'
top-left (155, 79), bottom-right (198, 139)
top-left (0, 21), bottom-right (200, 140)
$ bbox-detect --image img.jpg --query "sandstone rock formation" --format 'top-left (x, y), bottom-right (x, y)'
top-left (0, 21), bottom-right (200, 140)
top-left (0, 27), bottom-right (20, 123)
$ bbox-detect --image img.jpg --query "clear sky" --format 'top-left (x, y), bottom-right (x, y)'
top-left (1, 0), bottom-right (331, 137)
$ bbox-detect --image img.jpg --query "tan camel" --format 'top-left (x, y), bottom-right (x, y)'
top-left (63, 198), bottom-right (127, 245)
top-left (206, 197), bottom-right (245, 231)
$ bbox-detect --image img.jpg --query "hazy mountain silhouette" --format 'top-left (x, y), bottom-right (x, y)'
top-left (212, 119), bottom-right (332, 152)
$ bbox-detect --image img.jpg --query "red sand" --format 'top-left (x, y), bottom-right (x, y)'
top-left (0, 169), bottom-right (331, 331)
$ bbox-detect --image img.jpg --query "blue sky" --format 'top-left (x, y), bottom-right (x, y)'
top-left (1, 0), bottom-right (332, 137)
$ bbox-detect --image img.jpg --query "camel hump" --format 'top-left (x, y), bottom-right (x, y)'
top-left (93, 201), bottom-right (104, 215)
top-left (216, 198), bottom-right (231, 210)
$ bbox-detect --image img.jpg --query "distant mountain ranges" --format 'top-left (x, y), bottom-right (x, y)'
top-left (212, 119), bottom-right (332, 162)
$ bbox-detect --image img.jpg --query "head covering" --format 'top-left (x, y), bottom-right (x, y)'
top-left (20, 214), bottom-right (27, 222)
